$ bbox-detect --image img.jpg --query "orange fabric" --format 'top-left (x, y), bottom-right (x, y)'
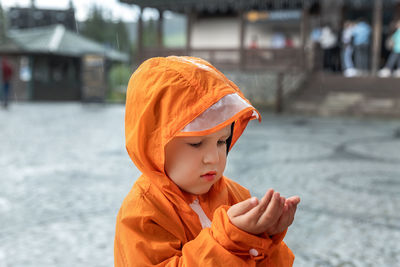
top-left (115, 56), bottom-right (294, 266)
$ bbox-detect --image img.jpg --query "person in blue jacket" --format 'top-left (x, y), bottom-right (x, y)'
top-left (352, 19), bottom-right (371, 73)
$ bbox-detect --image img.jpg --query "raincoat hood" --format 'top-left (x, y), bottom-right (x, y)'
top-left (125, 56), bottom-right (261, 182)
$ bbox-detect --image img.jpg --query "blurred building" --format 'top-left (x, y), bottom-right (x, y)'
top-left (121, 0), bottom-right (307, 71)
top-left (121, 0), bottom-right (400, 72)
top-left (119, 0), bottom-right (400, 117)
top-left (8, 1), bottom-right (77, 31)
top-left (0, 24), bottom-right (128, 101)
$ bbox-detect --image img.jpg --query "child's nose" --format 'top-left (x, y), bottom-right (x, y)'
top-left (203, 147), bottom-right (219, 164)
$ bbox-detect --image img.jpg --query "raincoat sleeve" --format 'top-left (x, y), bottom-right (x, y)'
top-left (209, 205), bottom-right (294, 266)
top-left (114, 186), bottom-right (294, 266)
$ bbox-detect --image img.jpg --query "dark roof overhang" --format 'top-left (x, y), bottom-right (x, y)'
top-left (119, 0), bottom-right (399, 13)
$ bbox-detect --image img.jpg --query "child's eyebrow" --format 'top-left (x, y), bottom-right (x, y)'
top-left (220, 133), bottom-right (231, 139)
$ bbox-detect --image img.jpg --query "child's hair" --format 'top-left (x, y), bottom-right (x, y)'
top-left (226, 122), bottom-right (235, 154)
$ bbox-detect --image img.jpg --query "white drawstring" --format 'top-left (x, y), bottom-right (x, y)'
top-left (189, 198), bottom-right (212, 229)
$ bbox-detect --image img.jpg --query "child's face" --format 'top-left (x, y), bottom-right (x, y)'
top-left (164, 125), bottom-right (231, 195)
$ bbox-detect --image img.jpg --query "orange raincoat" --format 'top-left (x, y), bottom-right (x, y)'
top-left (115, 56), bottom-right (295, 266)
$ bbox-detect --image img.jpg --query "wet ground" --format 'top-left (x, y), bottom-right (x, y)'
top-left (1, 103), bottom-right (399, 267)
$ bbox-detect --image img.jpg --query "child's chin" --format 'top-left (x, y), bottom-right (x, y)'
top-left (179, 184), bottom-right (205, 195)
top-left (186, 178), bottom-right (222, 195)
top-left (190, 185), bottom-right (213, 195)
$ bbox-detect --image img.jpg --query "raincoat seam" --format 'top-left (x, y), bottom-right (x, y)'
top-left (164, 63), bottom-right (234, 139)
top-left (115, 234), bottom-right (130, 267)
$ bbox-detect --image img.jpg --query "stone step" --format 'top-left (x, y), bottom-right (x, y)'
top-left (287, 72), bottom-right (400, 117)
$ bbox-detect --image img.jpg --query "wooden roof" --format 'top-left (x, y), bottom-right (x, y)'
top-left (119, 0), bottom-right (310, 12)
top-left (0, 24), bottom-right (128, 61)
top-left (119, 0), bottom-right (399, 13)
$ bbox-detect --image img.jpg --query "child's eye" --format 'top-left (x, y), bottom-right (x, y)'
top-left (217, 140), bottom-right (227, 146)
top-left (189, 142), bottom-right (202, 148)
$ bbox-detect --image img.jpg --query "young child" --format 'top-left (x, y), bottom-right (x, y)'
top-left (114, 56), bottom-right (300, 266)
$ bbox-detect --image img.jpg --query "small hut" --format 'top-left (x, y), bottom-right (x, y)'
top-left (0, 24), bottom-right (128, 101)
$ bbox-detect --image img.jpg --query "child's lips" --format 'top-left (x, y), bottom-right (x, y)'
top-left (201, 171), bottom-right (217, 181)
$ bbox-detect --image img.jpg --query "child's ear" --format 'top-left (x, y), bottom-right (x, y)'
top-left (226, 122), bottom-right (235, 155)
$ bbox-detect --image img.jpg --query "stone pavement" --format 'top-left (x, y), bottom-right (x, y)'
top-left (1, 103), bottom-right (399, 267)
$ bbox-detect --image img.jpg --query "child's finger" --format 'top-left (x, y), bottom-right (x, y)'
top-left (258, 189), bottom-right (274, 211)
top-left (246, 189), bottom-right (274, 219)
top-left (278, 200), bottom-right (298, 229)
top-left (227, 197), bottom-right (258, 218)
top-left (286, 196), bottom-right (300, 206)
top-left (289, 201), bottom-right (299, 222)
top-left (258, 192), bottom-right (284, 225)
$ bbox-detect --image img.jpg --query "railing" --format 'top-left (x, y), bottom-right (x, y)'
top-left (139, 47), bottom-right (305, 71)
top-left (138, 47), bottom-right (308, 113)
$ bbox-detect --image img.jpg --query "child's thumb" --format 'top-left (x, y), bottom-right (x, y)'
top-left (228, 197), bottom-right (258, 218)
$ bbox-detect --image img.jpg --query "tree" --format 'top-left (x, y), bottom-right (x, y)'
top-left (81, 6), bottom-right (108, 43)
top-left (108, 64), bottom-right (131, 91)
top-left (0, 3), bottom-right (6, 42)
top-left (113, 20), bottom-right (131, 52)
top-left (81, 5), bottom-right (131, 54)
top-left (143, 19), bottom-right (157, 48)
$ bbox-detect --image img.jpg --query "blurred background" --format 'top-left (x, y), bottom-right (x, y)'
top-left (0, 0), bottom-right (399, 266)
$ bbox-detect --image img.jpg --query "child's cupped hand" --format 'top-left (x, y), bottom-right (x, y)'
top-left (227, 189), bottom-right (300, 236)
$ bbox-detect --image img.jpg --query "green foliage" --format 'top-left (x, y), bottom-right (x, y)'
top-left (107, 88), bottom-right (127, 103)
top-left (0, 3), bottom-right (6, 41)
top-left (107, 64), bottom-right (132, 102)
top-left (164, 33), bottom-right (185, 47)
top-left (81, 5), bottom-right (131, 54)
top-left (114, 20), bottom-right (131, 52)
top-left (108, 64), bottom-right (131, 92)
top-left (143, 19), bottom-right (157, 48)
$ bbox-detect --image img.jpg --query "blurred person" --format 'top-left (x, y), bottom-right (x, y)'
top-left (249, 34), bottom-right (259, 49)
top-left (320, 24), bottom-right (339, 71)
top-left (114, 56), bottom-right (300, 266)
top-left (249, 35), bottom-right (260, 65)
top-left (271, 32), bottom-right (286, 48)
top-left (378, 20), bottom-right (400, 77)
top-left (341, 20), bottom-right (357, 77)
top-left (285, 34), bottom-right (294, 48)
top-left (352, 19), bottom-right (371, 73)
top-left (1, 57), bottom-right (13, 108)
top-left (309, 26), bottom-right (323, 70)
top-left (310, 27), bottom-right (322, 44)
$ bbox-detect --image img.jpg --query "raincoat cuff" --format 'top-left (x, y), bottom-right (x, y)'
top-left (259, 229), bottom-right (288, 244)
top-left (210, 205), bottom-right (284, 260)
top-left (271, 229), bottom-right (288, 243)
